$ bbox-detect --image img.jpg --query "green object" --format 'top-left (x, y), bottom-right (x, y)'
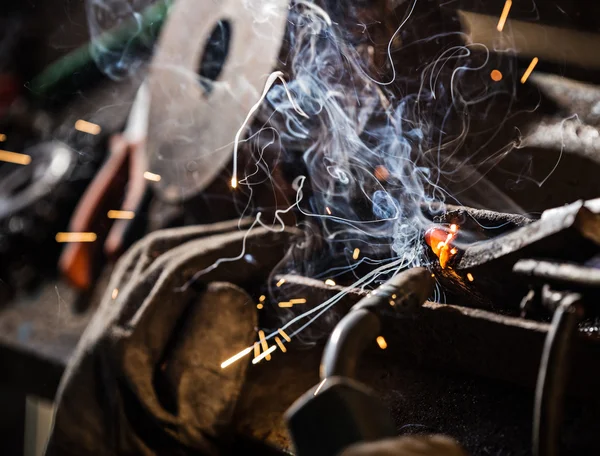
top-left (28, 1), bottom-right (172, 99)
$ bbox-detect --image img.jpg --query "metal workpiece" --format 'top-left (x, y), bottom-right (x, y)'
top-left (320, 267), bottom-right (434, 380)
top-left (533, 292), bottom-right (584, 456)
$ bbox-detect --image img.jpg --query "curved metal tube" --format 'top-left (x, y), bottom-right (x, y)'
top-left (320, 267), bottom-right (434, 380)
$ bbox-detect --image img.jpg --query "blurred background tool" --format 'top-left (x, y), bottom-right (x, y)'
top-left (59, 84), bottom-right (150, 290)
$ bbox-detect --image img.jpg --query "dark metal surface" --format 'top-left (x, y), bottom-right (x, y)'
top-left (533, 292), bottom-right (583, 456)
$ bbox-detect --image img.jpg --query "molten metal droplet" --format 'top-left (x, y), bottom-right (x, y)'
top-left (424, 225), bottom-right (459, 269)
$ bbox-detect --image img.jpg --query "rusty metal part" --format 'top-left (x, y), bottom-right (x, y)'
top-left (533, 291), bottom-right (584, 456)
top-left (146, 0), bottom-right (289, 202)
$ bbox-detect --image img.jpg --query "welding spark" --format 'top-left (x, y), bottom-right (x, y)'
top-left (254, 342), bottom-right (260, 359)
top-left (0, 150), bottom-right (31, 165)
top-left (467, 273), bottom-right (474, 282)
top-left (74, 119), bottom-right (101, 135)
top-left (107, 210), bottom-right (135, 220)
top-left (55, 232), bottom-right (97, 243)
top-left (490, 70), bottom-right (503, 82)
top-left (314, 378), bottom-right (327, 396)
top-left (497, 0), bottom-right (512, 32)
top-left (257, 303), bottom-right (264, 310)
top-left (252, 345), bottom-right (277, 364)
top-left (259, 295), bottom-right (266, 302)
top-left (325, 207), bottom-right (332, 215)
top-left (274, 336), bottom-right (287, 353)
top-left (276, 278), bottom-right (286, 287)
top-left (258, 330), bottom-right (271, 361)
top-left (521, 57), bottom-right (539, 84)
top-left (0, 134), bottom-right (6, 141)
top-left (376, 336), bottom-right (388, 349)
top-left (325, 279), bottom-right (336, 286)
top-left (111, 288), bottom-right (119, 299)
top-left (352, 248), bottom-right (360, 260)
top-left (143, 171), bottom-right (161, 182)
top-left (220, 346), bottom-right (253, 369)
top-left (278, 328), bottom-right (292, 343)
top-left (278, 301), bottom-right (293, 308)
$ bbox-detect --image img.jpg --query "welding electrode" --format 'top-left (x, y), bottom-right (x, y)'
top-left (320, 267), bottom-right (434, 380)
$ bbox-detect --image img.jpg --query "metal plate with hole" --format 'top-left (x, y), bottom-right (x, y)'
top-left (146, 0), bottom-right (289, 202)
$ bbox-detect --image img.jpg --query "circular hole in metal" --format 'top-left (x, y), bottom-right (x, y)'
top-left (197, 20), bottom-right (231, 95)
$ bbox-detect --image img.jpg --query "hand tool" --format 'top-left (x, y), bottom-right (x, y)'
top-left (59, 83), bottom-right (150, 290)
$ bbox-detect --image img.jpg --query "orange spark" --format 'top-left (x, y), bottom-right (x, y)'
top-left (490, 70), bottom-right (503, 82)
top-left (75, 119), bottom-right (101, 135)
top-left (376, 336), bottom-right (388, 349)
top-left (521, 57), bottom-right (539, 84)
top-left (0, 150), bottom-right (31, 165)
top-left (497, 0), bottom-right (512, 32)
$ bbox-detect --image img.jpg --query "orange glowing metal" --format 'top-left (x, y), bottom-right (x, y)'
top-left (424, 225), bottom-right (460, 269)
